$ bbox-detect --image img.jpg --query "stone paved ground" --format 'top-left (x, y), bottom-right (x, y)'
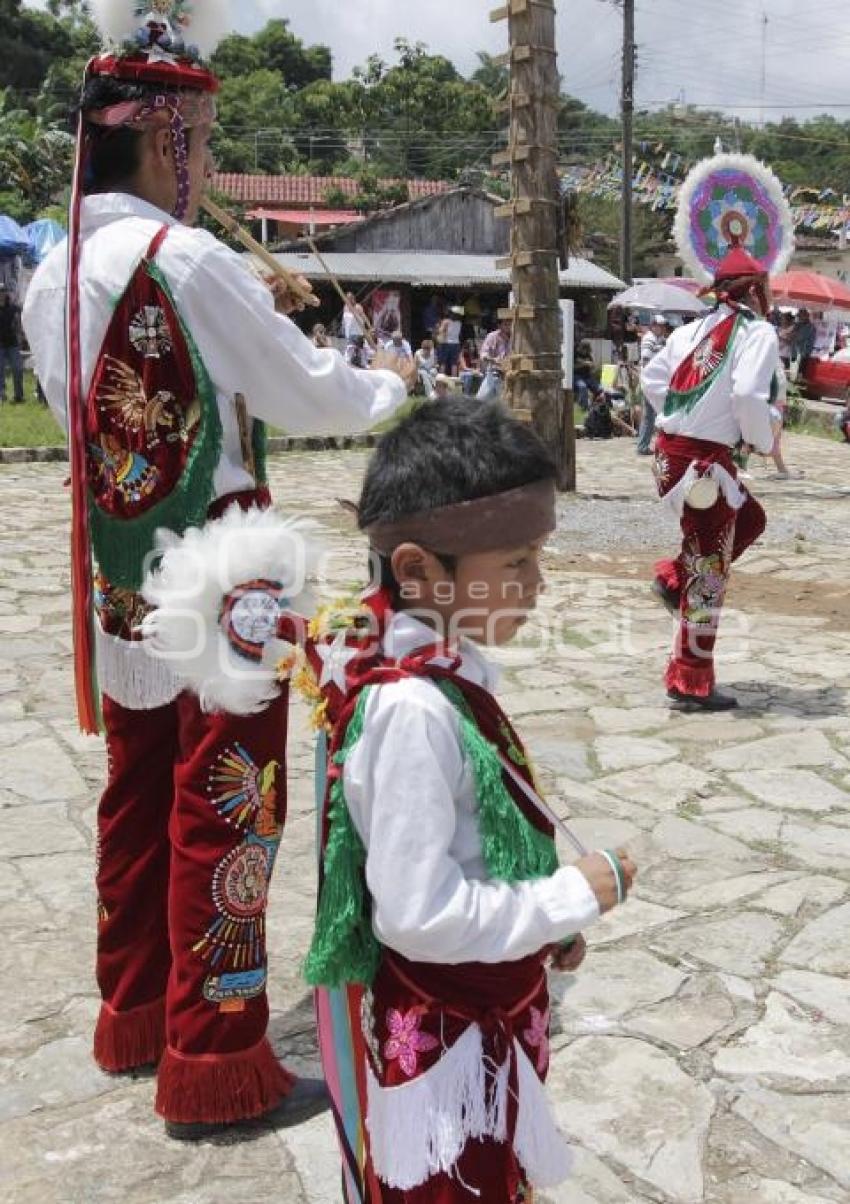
top-left (0, 433), bottom-right (848, 1204)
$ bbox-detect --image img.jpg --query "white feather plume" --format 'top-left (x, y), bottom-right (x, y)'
top-left (140, 506), bottom-right (320, 716)
top-left (182, 0), bottom-right (230, 59)
top-left (88, 0), bottom-right (138, 48)
top-left (674, 153), bottom-right (795, 283)
top-left (88, 0), bottom-right (229, 59)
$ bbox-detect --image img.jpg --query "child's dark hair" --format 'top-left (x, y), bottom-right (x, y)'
top-left (358, 399), bottom-right (556, 592)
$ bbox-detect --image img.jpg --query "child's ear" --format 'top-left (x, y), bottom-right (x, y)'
top-left (391, 543), bottom-right (431, 587)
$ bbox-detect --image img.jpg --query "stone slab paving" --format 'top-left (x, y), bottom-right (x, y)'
top-left (0, 432), bottom-right (848, 1203)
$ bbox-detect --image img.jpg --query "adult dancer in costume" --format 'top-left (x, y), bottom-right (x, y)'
top-left (642, 154), bottom-right (793, 711)
top-left (140, 401), bottom-right (639, 1202)
top-left (23, 0), bottom-right (408, 1138)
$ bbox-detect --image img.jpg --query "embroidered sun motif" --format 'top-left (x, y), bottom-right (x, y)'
top-left (206, 743), bottom-right (280, 833)
top-left (383, 1007), bottom-right (439, 1078)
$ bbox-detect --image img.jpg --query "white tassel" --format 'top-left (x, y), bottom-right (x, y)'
top-left (514, 1043), bottom-right (574, 1188)
top-left (95, 621), bottom-right (182, 711)
top-left (366, 1025), bottom-right (491, 1191)
top-left (140, 505), bottom-right (319, 716)
top-left (365, 1028), bottom-right (573, 1193)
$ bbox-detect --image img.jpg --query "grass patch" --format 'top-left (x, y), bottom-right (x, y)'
top-left (0, 372), bottom-right (63, 447)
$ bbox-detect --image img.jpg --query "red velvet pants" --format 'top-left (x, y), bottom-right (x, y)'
top-left (653, 433), bottom-right (766, 697)
top-left (94, 688), bottom-right (294, 1123)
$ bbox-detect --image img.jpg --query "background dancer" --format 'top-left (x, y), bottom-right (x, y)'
top-left (22, 0), bottom-right (409, 1139)
top-left (643, 153), bottom-right (793, 712)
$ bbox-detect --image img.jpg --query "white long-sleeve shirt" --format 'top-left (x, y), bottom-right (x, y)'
top-left (343, 613), bottom-right (600, 966)
top-left (641, 306), bottom-right (778, 454)
top-left (22, 192), bottom-right (407, 711)
top-left (23, 193), bottom-right (406, 501)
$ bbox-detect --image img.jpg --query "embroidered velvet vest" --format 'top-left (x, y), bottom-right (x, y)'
top-left (85, 225), bottom-right (222, 593)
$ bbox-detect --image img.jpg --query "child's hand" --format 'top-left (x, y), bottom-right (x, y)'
top-left (550, 934), bottom-right (587, 973)
top-left (576, 848), bottom-right (637, 914)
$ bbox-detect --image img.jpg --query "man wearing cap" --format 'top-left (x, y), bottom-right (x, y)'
top-left (636, 314), bottom-right (667, 454)
top-left (22, 0), bottom-right (408, 1139)
top-left (642, 243), bottom-right (778, 712)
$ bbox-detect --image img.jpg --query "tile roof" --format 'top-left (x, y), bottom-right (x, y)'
top-left (211, 174), bottom-right (451, 206)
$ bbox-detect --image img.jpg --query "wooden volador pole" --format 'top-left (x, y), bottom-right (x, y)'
top-left (490, 0), bottom-right (574, 491)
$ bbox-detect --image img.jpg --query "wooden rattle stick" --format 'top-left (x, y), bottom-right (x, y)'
top-left (201, 196), bottom-right (320, 309)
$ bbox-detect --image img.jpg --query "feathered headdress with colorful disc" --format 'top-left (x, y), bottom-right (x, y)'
top-left (674, 153), bottom-right (795, 285)
top-left (65, 1), bottom-right (230, 734)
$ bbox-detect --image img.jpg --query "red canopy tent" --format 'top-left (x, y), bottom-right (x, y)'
top-left (770, 270), bottom-right (850, 311)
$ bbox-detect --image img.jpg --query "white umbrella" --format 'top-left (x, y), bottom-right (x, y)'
top-left (609, 281), bottom-right (708, 315)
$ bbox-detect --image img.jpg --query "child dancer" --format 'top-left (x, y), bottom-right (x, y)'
top-left (304, 401), bottom-right (637, 1203)
top-left (140, 401), bottom-right (637, 1199)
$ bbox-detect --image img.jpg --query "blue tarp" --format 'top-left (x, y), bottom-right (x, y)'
top-left (0, 215), bottom-right (31, 257)
top-left (25, 218), bottom-right (66, 264)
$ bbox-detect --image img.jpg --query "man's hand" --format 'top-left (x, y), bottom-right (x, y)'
top-left (550, 934), bottom-right (587, 973)
top-left (575, 848), bottom-right (637, 914)
top-left (372, 348), bottom-right (418, 392)
top-left (263, 273), bottom-right (319, 315)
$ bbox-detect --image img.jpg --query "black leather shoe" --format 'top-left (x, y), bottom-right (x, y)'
top-left (165, 1075), bottom-right (330, 1142)
top-left (667, 688), bottom-right (739, 712)
top-left (651, 578), bottom-right (681, 617)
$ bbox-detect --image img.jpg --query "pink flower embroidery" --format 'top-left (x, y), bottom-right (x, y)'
top-left (383, 1008), bottom-right (439, 1078)
top-left (523, 1006), bottom-right (550, 1074)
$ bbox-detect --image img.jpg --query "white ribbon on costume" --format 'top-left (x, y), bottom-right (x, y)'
top-left (660, 460), bottom-right (748, 520)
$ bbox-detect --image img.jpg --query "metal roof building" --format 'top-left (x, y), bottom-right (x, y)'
top-left (269, 251), bottom-right (624, 293)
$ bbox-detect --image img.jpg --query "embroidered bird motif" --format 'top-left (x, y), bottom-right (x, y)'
top-left (98, 356), bottom-right (177, 440)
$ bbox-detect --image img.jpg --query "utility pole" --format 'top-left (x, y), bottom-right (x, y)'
top-left (620, 0), bottom-right (636, 285)
top-left (759, 8), bottom-right (768, 129)
top-left (491, 0), bottom-right (574, 491)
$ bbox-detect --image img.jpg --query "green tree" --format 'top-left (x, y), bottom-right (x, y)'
top-left (352, 39), bottom-right (499, 178)
top-left (213, 70), bottom-right (299, 174)
top-left (212, 18), bottom-right (331, 89)
top-left (559, 94), bottom-right (617, 160)
top-left (577, 194), bottom-right (671, 278)
top-left (291, 79), bottom-right (366, 172)
top-left (471, 51), bottom-right (508, 99)
top-left (0, 87), bottom-right (75, 220)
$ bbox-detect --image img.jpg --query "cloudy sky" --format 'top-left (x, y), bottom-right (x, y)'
top-left (30, 1), bottom-right (850, 123)
top-left (239, 0), bottom-right (850, 123)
